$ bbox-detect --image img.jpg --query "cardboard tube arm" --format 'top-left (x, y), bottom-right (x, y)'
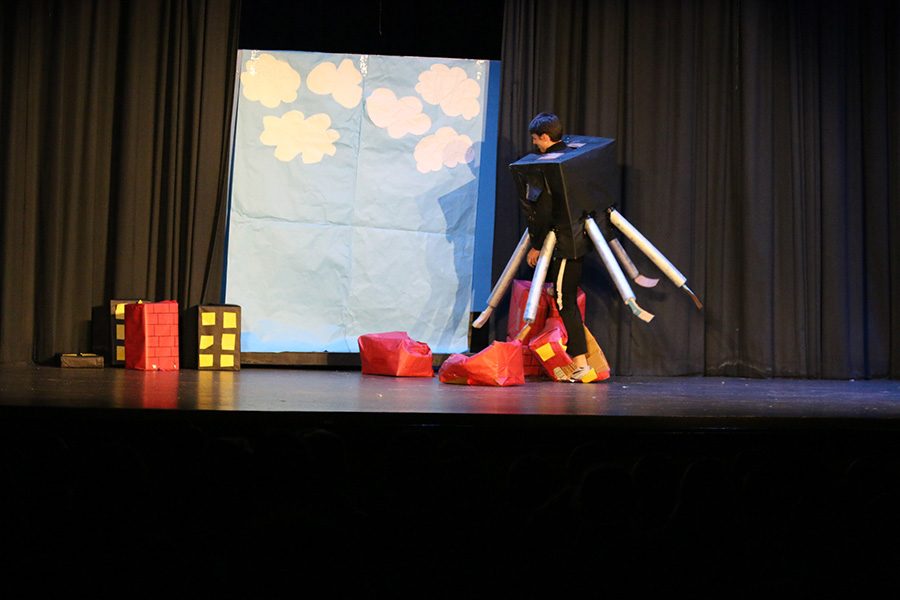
top-left (472, 230), bottom-right (531, 328)
top-left (585, 218), bottom-right (654, 323)
top-left (608, 208), bottom-right (702, 309)
top-left (523, 231), bottom-right (556, 324)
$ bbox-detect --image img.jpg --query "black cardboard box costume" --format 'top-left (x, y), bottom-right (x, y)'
top-left (472, 136), bottom-right (702, 378)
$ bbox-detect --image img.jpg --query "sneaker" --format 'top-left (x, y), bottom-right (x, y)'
top-left (566, 365), bottom-right (598, 383)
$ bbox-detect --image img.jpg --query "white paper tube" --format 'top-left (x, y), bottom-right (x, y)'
top-left (524, 231), bottom-right (556, 324)
top-left (585, 218), bottom-right (654, 323)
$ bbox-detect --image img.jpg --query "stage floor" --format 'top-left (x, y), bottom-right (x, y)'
top-left (2, 364), bottom-right (899, 429)
top-left (3, 365), bottom-right (900, 597)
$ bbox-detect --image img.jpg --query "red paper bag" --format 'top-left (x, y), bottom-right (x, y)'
top-left (124, 301), bottom-right (180, 371)
top-left (358, 331), bottom-right (434, 377)
top-left (438, 340), bottom-right (525, 386)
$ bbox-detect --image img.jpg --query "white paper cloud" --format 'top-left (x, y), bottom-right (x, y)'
top-left (307, 59), bottom-right (363, 109)
top-left (240, 53), bottom-right (302, 108)
top-left (415, 64), bottom-right (481, 120)
top-left (259, 111), bottom-right (340, 164)
top-left (365, 87), bottom-right (432, 139)
top-left (414, 127), bottom-right (474, 174)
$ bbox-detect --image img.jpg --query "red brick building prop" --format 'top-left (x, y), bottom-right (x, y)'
top-left (124, 301), bottom-right (179, 371)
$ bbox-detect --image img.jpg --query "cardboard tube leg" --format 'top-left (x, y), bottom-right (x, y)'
top-left (524, 231), bottom-right (556, 324)
top-left (608, 208), bottom-right (702, 310)
top-left (472, 230), bottom-right (531, 328)
top-left (585, 218), bottom-right (654, 323)
top-left (608, 208), bottom-right (686, 286)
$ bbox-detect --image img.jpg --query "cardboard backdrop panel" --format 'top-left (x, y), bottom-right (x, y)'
top-left (225, 50), bottom-right (498, 353)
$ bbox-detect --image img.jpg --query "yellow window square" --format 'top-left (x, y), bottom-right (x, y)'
top-left (116, 324), bottom-right (125, 340)
top-left (116, 346), bottom-right (125, 361)
top-left (201, 311), bottom-right (216, 326)
top-left (115, 303), bottom-right (126, 317)
top-left (199, 335), bottom-right (214, 350)
top-left (535, 343), bottom-right (555, 361)
top-left (199, 354), bottom-right (214, 368)
top-left (220, 354), bottom-right (234, 368)
top-left (221, 333), bottom-right (236, 351)
top-left (223, 312), bottom-right (237, 329)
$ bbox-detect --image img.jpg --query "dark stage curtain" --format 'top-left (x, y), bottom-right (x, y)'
top-left (1, 0), bottom-right (896, 379)
top-left (0, 0), bottom-right (241, 364)
top-left (495, 0), bottom-right (899, 378)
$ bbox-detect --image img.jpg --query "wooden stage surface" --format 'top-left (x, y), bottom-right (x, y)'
top-left (2, 364), bottom-right (898, 430)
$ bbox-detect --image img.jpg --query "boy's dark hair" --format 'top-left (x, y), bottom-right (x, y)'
top-left (528, 112), bottom-right (563, 141)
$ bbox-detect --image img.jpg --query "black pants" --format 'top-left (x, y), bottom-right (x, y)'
top-left (547, 256), bottom-right (587, 357)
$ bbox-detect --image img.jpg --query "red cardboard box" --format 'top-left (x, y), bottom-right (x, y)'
top-left (124, 301), bottom-right (180, 371)
top-left (506, 280), bottom-right (586, 376)
top-left (506, 280), bottom-right (586, 341)
top-left (527, 316), bottom-right (573, 381)
top-left (528, 319), bottom-right (609, 383)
